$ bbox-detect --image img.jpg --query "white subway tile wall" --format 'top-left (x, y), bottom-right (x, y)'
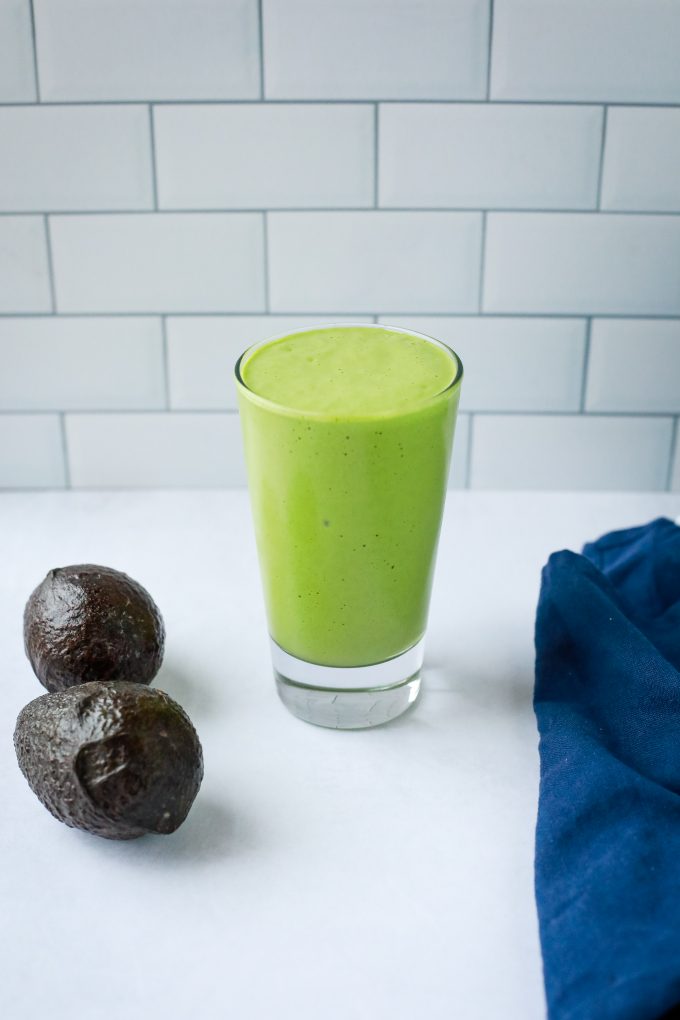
top-left (0, 0), bottom-right (36, 102)
top-left (449, 414), bottom-right (470, 490)
top-left (268, 212), bottom-right (482, 313)
top-left (672, 437), bottom-right (680, 492)
top-left (154, 105), bottom-right (374, 209)
top-left (0, 106), bottom-right (154, 211)
top-left (483, 214), bottom-right (680, 315)
top-left (491, 0), bottom-right (680, 102)
top-left (585, 320), bottom-right (680, 414)
top-left (65, 413), bottom-right (246, 489)
top-left (601, 108), bottom-right (680, 212)
top-left (0, 415), bottom-right (65, 488)
top-left (263, 0), bottom-right (490, 100)
top-left (0, 217), bottom-right (52, 313)
top-left (50, 214), bottom-right (265, 312)
top-left (471, 416), bottom-right (675, 491)
top-left (379, 104), bottom-right (603, 210)
top-left (34, 0), bottom-right (260, 100)
top-left (0, 317), bottom-right (165, 410)
top-left (0, 0), bottom-right (679, 492)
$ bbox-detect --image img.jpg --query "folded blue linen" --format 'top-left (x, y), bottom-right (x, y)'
top-left (534, 518), bottom-right (680, 1020)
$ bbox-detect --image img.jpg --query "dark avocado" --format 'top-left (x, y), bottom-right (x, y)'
top-left (24, 564), bottom-right (165, 692)
top-left (14, 682), bottom-right (203, 840)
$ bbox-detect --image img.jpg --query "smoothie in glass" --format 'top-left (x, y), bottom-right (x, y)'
top-left (236, 323), bottom-right (462, 728)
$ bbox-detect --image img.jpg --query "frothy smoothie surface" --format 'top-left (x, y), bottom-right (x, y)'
top-left (240, 325), bottom-right (457, 416)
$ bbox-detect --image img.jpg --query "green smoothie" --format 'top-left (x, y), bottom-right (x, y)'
top-left (236, 324), bottom-right (461, 667)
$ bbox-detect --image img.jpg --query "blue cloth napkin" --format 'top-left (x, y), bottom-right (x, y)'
top-left (534, 517), bottom-right (680, 1020)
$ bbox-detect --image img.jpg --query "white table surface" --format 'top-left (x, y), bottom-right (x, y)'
top-left (1, 489), bottom-right (678, 1020)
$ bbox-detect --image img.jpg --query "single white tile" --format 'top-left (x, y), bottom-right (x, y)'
top-left (470, 414), bottom-right (673, 491)
top-left (379, 105), bottom-right (602, 210)
top-left (0, 217), bottom-right (51, 313)
top-left (0, 317), bottom-right (165, 411)
top-left (167, 316), bottom-right (361, 410)
top-left (66, 413), bottom-right (245, 487)
top-left (50, 213), bottom-right (265, 313)
top-left (484, 214), bottom-right (680, 315)
top-left (269, 212), bottom-right (482, 313)
top-left (449, 413), bottom-right (470, 489)
top-left (156, 104), bottom-right (373, 210)
top-left (379, 316), bottom-right (586, 412)
top-left (0, 0), bottom-right (36, 101)
top-left (585, 319), bottom-right (680, 413)
top-left (35, 0), bottom-right (259, 101)
top-left (0, 414), bottom-right (65, 488)
top-left (672, 431), bottom-right (680, 490)
top-left (0, 106), bottom-right (153, 212)
top-left (601, 108), bottom-right (680, 213)
top-left (264, 0), bottom-right (489, 99)
top-left (491, 0), bottom-right (680, 102)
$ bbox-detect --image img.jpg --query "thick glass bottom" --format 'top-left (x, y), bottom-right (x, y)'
top-left (271, 638), bottom-right (424, 729)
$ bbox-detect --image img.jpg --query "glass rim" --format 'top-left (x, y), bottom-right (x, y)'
top-left (234, 321), bottom-right (464, 422)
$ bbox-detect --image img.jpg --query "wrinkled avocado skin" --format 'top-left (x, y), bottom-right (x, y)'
top-left (14, 682), bottom-right (203, 840)
top-left (24, 564), bottom-right (165, 692)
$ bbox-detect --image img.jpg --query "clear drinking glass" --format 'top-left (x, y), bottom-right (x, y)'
top-left (235, 323), bottom-right (462, 729)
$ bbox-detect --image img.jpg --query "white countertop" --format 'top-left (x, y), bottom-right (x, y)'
top-left (1, 490), bottom-right (678, 1020)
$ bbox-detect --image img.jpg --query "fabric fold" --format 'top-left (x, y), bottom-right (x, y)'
top-left (534, 518), bottom-right (680, 1020)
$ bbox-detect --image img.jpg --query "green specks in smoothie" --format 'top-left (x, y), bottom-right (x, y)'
top-left (236, 324), bottom-right (459, 667)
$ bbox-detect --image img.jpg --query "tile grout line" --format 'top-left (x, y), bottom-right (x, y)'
top-left (373, 103), bottom-right (379, 207)
top-left (2, 207), bottom-right (679, 216)
top-left (477, 211), bottom-right (487, 312)
top-left (3, 98), bottom-right (678, 107)
top-left (0, 311), bottom-right (678, 321)
top-left (0, 409), bottom-right (239, 417)
top-left (161, 315), bottom-right (171, 409)
top-left (579, 317), bottom-right (592, 411)
top-left (43, 215), bottom-right (57, 312)
top-left (666, 416), bottom-right (679, 491)
top-left (58, 413), bottom-right (71, 488)
top-left (485, 0), bottom-right (496, 100)
top-left (465, 414), bottom-right (475, 488)
top-left (595, 106), bottom-right (609, 210)
top-left (148, 105), bottom-right (159, 210)
top-left (262, 212), bottom-right (271, 312)
top-left (257, 0), bottom-right (265, 99)
top-left (27, 0), bottom-right (41, 102)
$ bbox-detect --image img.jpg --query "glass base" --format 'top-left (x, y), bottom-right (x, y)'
top-left (271, 639), bottom-right (424, 729)
top-left (275, 673), bottom-right (421, 729)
